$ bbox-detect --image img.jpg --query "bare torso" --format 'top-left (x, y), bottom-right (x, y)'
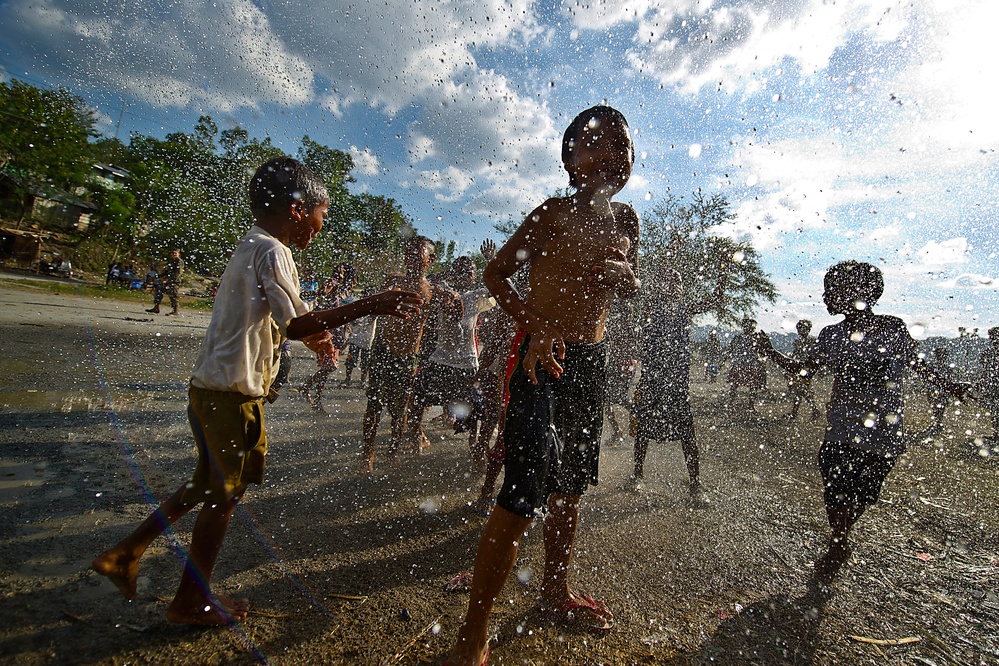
top-left (377, 274), bottom-right (433, 356)
top-left (526, 198), bottom-right (637, 343)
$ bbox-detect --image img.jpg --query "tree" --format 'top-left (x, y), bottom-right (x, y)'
top-left (0, 80), bottom-right (97, 227)
top-left (641, 192), bottom-right (777, 326)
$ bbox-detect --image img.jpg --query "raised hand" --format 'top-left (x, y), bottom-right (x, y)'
top-left (480, 239), bottom-right (498, 262)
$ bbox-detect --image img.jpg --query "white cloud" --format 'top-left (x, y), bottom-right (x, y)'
top-left (416, 166), bottom-right (475, 202)
top-left (348, 146), bottom-right (380, 176)
top-left (915, 238), bottom-right (970, 266)
top-left (0, 0), bottom-right (314, 111)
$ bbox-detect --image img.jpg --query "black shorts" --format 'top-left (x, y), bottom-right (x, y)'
top-left (496, 335), bottom-right (606, 518)
top-left (410, 362), bottom-right (475, 411)
top-left (818, 440), bottom-right (896, 509)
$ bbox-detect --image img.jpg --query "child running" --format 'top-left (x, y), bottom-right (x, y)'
top-left (726, 316), bottom-right (767, 406)
top-left (91, 157), bottom-right (422, 625)
top-left (627, 264), bottom-right (725, 498)
top-left (444, 105), bottom-right (640, 666)
top-left (757, 260), bottom-right (971, 581)
top-left (784, 319), bottom-right (822, 422)
top-left (977, 326), bottom-right (999, 442)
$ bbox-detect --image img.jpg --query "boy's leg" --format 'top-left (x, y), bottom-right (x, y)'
top-left (447, 506), bottom-right (532, 666)
top-left (361, 401), bottom-right (382, 473)
top-left (816, 503), bottom-right (864, 581)
top-left (632, 435), bottom-right (649, 479)
top-left (92, 486), bottom-right (198, 600)
top-left (167, 491), bottom-right (249, 625)
top-left (680, 437), bottom-right (700, 488)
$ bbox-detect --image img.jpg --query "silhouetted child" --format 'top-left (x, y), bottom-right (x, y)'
top-left (920, 346), bottom-right (952, 438)
top-left (361, 235), bottom-right (439, 473)
top-left (758, 260), bottom-right (970, 582)
top-left (92, 157), bottom-right (421, 625)
top-left (727, 316), bottom-right (767, 406)
top-left (703, 329), bottom-right (723, 382)
top-left (445, 105), bottom-right (640, 666)
top-left (977, 326), bottom-right (999, 441)
top-left (628, 264), bottom-right (725, 498)
top-left (785, 319), bottom-right (822, 422)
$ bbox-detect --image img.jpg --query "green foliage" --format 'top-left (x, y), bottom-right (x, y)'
top-left (0, 80), bottom-right (97, 225)
top-left (641, 192), bottom-right (777, 326)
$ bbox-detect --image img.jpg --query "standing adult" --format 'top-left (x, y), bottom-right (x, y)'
top-left (147, 249), bottom-right (184, 315)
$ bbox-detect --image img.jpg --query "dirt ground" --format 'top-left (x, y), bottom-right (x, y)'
top-left (0, 277), bottom-right (997, 665)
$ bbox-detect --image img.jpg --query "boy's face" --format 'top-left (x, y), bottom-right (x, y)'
top-left (292, 200), bottom-right (329, 250)
top-left (405, 241), bottom-right (434, 275)
top-left (742, 320), bottom-right (756, 334)
top-left (796, 323), bottom-right (811, 337)
top-left (567, 118), bottom-right (634, 192)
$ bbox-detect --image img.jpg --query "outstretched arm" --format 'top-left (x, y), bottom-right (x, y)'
top-left (755, 330), bottom-right (820, 378)
top-left (286, 290), bottom-right (423, 341)
top-left (911, 357), bottom-right (974, 401)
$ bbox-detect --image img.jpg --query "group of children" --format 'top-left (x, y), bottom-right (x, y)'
top-left (92, 107), bottom-right (996, 666)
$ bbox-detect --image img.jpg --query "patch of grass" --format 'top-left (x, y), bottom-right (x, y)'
top-left (0, 278), bottom-right (216, 311)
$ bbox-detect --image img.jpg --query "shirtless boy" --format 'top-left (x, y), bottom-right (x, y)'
top-left (92, 157), bottom-right (421, 625)
top-left (361, 235), bottom-right (440, 472)
top-left (445, 105), bottom-right (640, 666)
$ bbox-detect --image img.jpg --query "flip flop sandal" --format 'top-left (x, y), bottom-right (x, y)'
top-left (537, 596), bottom-right (614, 634)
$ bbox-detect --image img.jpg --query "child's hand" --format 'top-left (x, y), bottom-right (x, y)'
top-left (587, 247), bottom-right (634, 289)
top-left (480, 239), bottom-right (497, 262)
top-left (302, 331), bottom-right (335, 357)
top-left (524, 329), bottom-right (566, 384)
top-left (363, 290), bottom-right (424, 319)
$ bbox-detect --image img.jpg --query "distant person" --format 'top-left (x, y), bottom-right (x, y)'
top-left (726, 316), bottom-right (767, 405)
top-left (300, 264), bottom-right (357, 413)
top-left (360, 235), bottom-right (438, 473)
top-left (919, 346), bottom-right (953, 438)
top-left (976, 326), bottom-right (999, 442)
top-left (785, 319), bottom-right (822, 422)
top-left (445, 105), bottom-right (640, 666)
top-left (143, 264), bottom-right (160, 295)
top-left (703, 329), bottom-right (723, 383)
top-left (92, 156), bottom-right (422, 626)
top-left (757, 260), bottom-right (971, 582)
top-left (603, 298), bottom-right (638, 446)
top-left (342, 287), bottom-right (379, 388)
top-left (146, 249), bottom-right (184, 315)
top-left (627, 264), bottom-right (725, 498)
top-left (403, 254), bottom-right (495, 455)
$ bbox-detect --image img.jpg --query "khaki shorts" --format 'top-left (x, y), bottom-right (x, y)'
top-left (182, 385), bottom-right (267, 504)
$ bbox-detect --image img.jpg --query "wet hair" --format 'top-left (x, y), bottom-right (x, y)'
top-left (561, 105), bottom-right (633, 190)
top-left (248, 157), bottom-right (328, 219)
top-left (990, 326), bottom-right (999, 341)
top-left (824, 260), bottom-right (884, 309)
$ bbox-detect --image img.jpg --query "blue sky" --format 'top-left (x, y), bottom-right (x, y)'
top-left (1, 0), bottom-right (996, 336)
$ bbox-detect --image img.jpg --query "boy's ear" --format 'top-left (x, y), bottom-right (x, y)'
top-left (289, 199), bottom-right (307, 221)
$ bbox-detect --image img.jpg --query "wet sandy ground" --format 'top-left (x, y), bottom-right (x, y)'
top-left (0, 278), bottom-right (997, 665)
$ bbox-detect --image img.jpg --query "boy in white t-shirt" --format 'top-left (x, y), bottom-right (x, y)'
top-left (92, 157), bottom-right (422, 626)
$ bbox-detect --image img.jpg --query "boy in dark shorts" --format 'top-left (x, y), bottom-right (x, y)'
top-left (758, 260), bottom-right (970, 582)
top-left (92, 157), bottom-right (422, 625)
top-left (628, 265), bottom-right (725, 498)
top-left (445, 105), bottom-right (640, 666)
top-left (784, 319), bottom-right (822, 421)
top-left (727, 316), bottom-right (767, 404)
top-left (361, 235), bottom-right (440, 472)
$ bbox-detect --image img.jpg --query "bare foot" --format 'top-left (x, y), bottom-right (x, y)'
top-left (167, 596), bottom-right (247, 625)
top-left (356, 459), bottom-right (376, 476)
top-left (216, 593), bottom-right (250, 614)
top-left (814, 544), bottom-right (851, 583)
top-left (92, 550), bottom-right (139, 600)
